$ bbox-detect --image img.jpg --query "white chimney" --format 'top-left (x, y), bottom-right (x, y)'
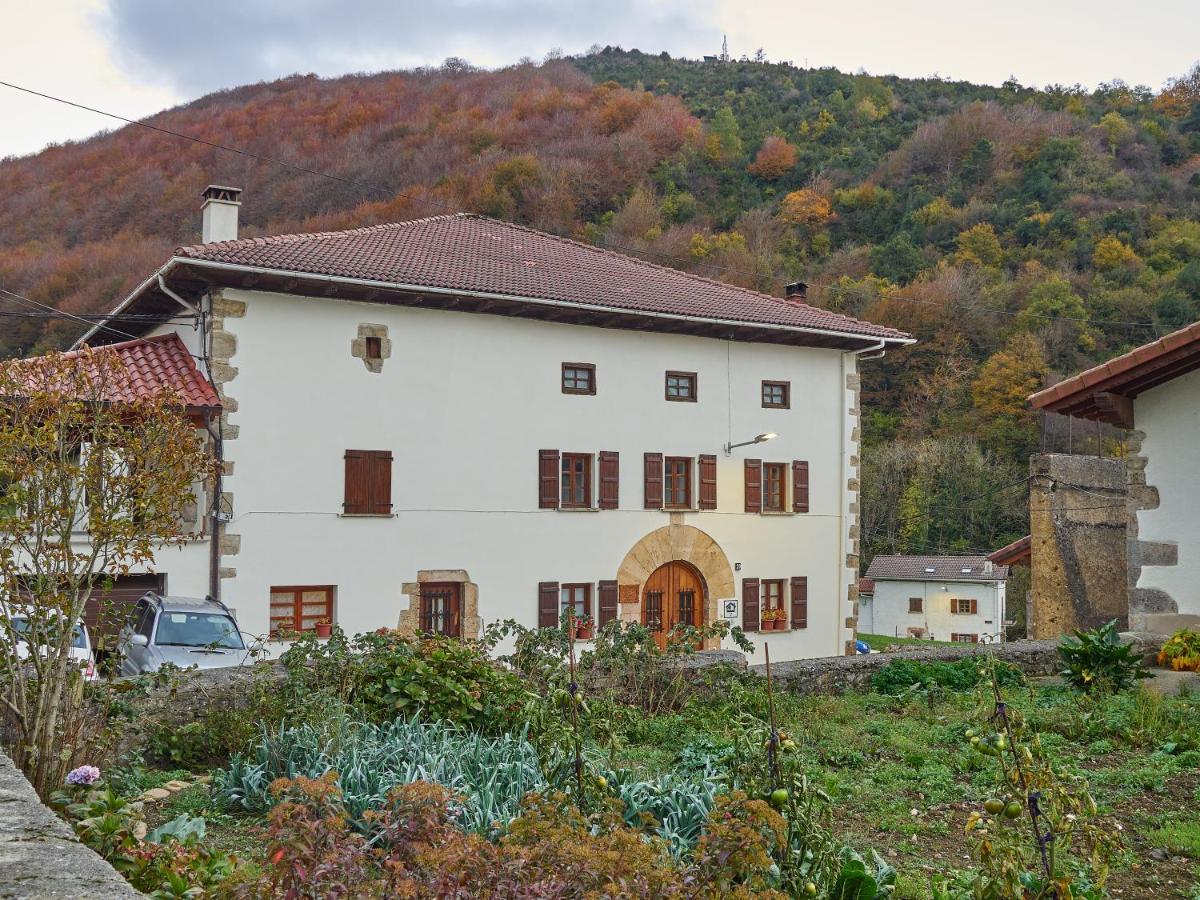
top-left (201, 185), bottom-right (242, 243)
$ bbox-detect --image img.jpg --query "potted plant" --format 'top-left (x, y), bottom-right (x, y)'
top-left (761, 609), bottom-right (777, 631)
top-left (575, 613), bottom-right (594, 640)
top-left (315, 618), bottom-right (333, 639)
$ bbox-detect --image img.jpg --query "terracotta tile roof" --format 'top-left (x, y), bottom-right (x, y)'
top-left (857, 577), bottom-right (875, 594)
top-left (1029, 320), bottom-right (1200, 423)
top-left (175, 214), bottom-right (910, 342)
top-left (864, 555), bottom-right (1009, 583)
top-left (61, 333), bottom-right (220, 410)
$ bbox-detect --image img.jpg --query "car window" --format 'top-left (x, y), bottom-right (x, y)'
top-left (72, 625), bottom-right (87, 650)
top-left (135, 603), bottom-right (158, 638)
top-left (154, 612), bottom-right (244, 649)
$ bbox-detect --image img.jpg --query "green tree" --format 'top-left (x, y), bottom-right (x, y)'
top-left (0, 347), bottom-right (213, 795)
top-left (956, 222), bottom-right (1004, 268)
top-left (869, 233), bottom-right (925, 285)
top-left (971, 333), bottom-right (1048, 463)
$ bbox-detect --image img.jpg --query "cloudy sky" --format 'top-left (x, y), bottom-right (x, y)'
top-left (2, 0), bottom-right (1197, 159)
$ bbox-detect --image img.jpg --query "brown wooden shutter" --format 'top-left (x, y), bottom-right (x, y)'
top-left (644, 452), bottom-right (663, 509)
top-left (369, 451), bottom-right (393, 515)
top-left (597, 580), bottom-right (618, 626)
top-left (598, 451), bottom-right (620, 510)
top-left (744, 459), bottom-right (762, 513)
top-left (344, 450), bottom-right (369, 514)
top-left (793, 460), bottom-right (809, 513)
top-left (969, 597), bottom-right (978, 615)
top-left (790, 576), bottom-right (808, 629)
top-left (742, 577), bottom-right (760, 632)
top-left (539, 450), bottom-right (560, 509)
top-left (538, 581), bottom-right (560, 628)
top-left (698, 454), bottom-right (717, 510)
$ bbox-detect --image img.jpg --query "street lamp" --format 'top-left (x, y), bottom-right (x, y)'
top-left (723, 432), bottom-right (777, 456)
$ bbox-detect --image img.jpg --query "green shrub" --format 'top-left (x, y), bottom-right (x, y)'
top-left (280, 628), bottom-right (537, 735)
top-left (1058, 620), bottom-right (1150, 693)
top-left (871, 657), bottom-right (1023, 695)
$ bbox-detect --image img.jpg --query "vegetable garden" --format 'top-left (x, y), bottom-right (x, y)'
top-left (48, 621), bottom-right (1200, 898)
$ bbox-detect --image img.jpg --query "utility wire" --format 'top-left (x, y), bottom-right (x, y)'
top-left (0, 78), bottom-right (1162, 335)
top-left (0, 286), bottom-right (144, 343)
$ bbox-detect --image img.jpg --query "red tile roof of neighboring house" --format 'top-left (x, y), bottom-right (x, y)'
top-left (61, 333), bottom-right (220, 410)
top-left (857, 578), bottom-right (875, 595)
top-left (1029, 320), bottom-right (1200, 425)
top-left (173, 214), bottom-right (911, 342)
top-left (864, 555), bottom-right (1009, 582)
top-left (988, 535), bottom-right (1031, 567)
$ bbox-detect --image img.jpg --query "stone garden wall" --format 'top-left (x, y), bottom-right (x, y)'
top-left (0, 751), bottom-right (142, 899)
top-left (759, 633), bottom-right (1164, 695)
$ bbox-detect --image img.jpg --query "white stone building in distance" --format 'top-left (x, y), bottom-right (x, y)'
top-left (858, 555), bottom-right (1009, 644)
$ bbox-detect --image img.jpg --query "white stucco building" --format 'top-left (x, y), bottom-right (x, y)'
top-left (1030, 321), bottom-right (1200, 630)
top-left (67, 186), bottom-right (912, 663)
top-left (859, 556), bottom-right (1008, 643)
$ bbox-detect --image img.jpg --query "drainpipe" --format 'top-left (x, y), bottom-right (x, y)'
top-left (204, 409), bottom-right (223, 601)
top-left (158, 274), bottom-right (200, 315)
top-left (839, 338), bottom-right (887, 654)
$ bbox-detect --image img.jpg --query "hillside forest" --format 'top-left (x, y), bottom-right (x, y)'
top-left (2, 48), bottom-right (1199, 567)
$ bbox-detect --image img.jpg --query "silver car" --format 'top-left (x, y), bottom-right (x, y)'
top-left (118, 593), bottom-right (257, 674)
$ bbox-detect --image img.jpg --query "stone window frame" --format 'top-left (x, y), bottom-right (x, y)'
top-left (398, 570), bottom-right (480, 640)
top-left (351, 324), bottom-right (392, 373)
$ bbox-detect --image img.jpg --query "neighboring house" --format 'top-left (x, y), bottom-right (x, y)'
top-left (860, 556), bottom-right (1009, 643)
top-left (855, 578), bottom-right (875, 633)
top-left (1030, 320), bottom-right (1200, 629)
top-left (60, 186), bottom-right (912, 663)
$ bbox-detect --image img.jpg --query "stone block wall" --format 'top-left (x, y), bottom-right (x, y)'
top-left (1028, 453), bottom-right (1129, 639)
top-left (0, 751), bottom-right (141, 898)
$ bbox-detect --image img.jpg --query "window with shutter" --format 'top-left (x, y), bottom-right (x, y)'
top-left (343, 450), bottom-right (392, 515)
top-left (790, 576), bottom-right (808, 630)
top-left (644, 452), bottom-right (663, 509)
top-left (744, 459), bottom-right (762, 512)
top-left (698, 454), bottom-right (717, 510)
top-left (664, 457), bottom-right (692, 509)
top-left (763, 463), bottom-right (787, 512)
top-left (538, 581), bottom-right (560, 628)
top-left (597, 580), bottom-right (618, 626)
top-left (539, 450), bottom-right (560, 509)
top-left (560, 453), bottom-right (592, 508)
top-left (792, 460), bottom-right (809, 513)
top-left (742, 578), bottom-right (760, 632)
top-left (598, 451), bottom-right (619, 510)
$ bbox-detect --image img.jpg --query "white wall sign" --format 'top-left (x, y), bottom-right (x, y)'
top-left (721, 599), bottom-right (739, 620)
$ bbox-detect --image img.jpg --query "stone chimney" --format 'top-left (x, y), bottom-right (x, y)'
top-left (784, 281), bottom-right (808, 302)
top-left (201, 185), bottom-right (242, 243)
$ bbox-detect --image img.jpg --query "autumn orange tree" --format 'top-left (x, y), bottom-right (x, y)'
top-left (0, 347), bottom-right (212, 795)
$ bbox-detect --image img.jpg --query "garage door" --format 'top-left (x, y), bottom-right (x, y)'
top-left (84, 573), bottom-right (166, 641)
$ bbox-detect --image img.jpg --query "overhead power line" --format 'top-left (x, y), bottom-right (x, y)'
top-left (0, 78), bottom-right (1162, 335)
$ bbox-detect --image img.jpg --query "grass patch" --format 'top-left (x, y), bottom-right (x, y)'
top-left (1144, 817), bottom-right (1200, 858)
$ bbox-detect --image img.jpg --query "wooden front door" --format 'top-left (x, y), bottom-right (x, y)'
top-left (642, 561), bottom-right (705, 649)
top-left (419, 582), bottom-right (462, 638)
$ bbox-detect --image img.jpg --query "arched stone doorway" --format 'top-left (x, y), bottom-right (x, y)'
top-left (642, 560), bottom-right (707, 650)
top-left (616, 524), bottom-right (736, 650)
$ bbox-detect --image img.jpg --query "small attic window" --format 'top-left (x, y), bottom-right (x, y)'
top-left (352, 324), bottom-right (390, 373)
top-left (924, 567), bottom-right (935, 574)
top-left (365, 336), bottom-right (382, 360)
top-left (960, 567), bottom-right (972, 574)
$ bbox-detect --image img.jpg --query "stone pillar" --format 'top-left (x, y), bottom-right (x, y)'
top-left (1028, 453), bottom-right (1128, 639)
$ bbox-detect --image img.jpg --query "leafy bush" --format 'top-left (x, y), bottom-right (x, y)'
top-left (53, 785), bottom-right (236, 896)
top-left (280, 628), bottom-right (537, 734)
top-left (242, 775), bottom-right (788, 898)
top-left (1158, 628), bottom-right (1200, 672)
top-left (871, 657), bottom-right (1023, 695)
top-left (1058, 620), bottom-right (1150, 693)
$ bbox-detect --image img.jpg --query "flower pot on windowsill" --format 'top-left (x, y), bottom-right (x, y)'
top-left (576, 626), bottom-right (594, 640)
top-left (315, 622), bottom-right (333, 639)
